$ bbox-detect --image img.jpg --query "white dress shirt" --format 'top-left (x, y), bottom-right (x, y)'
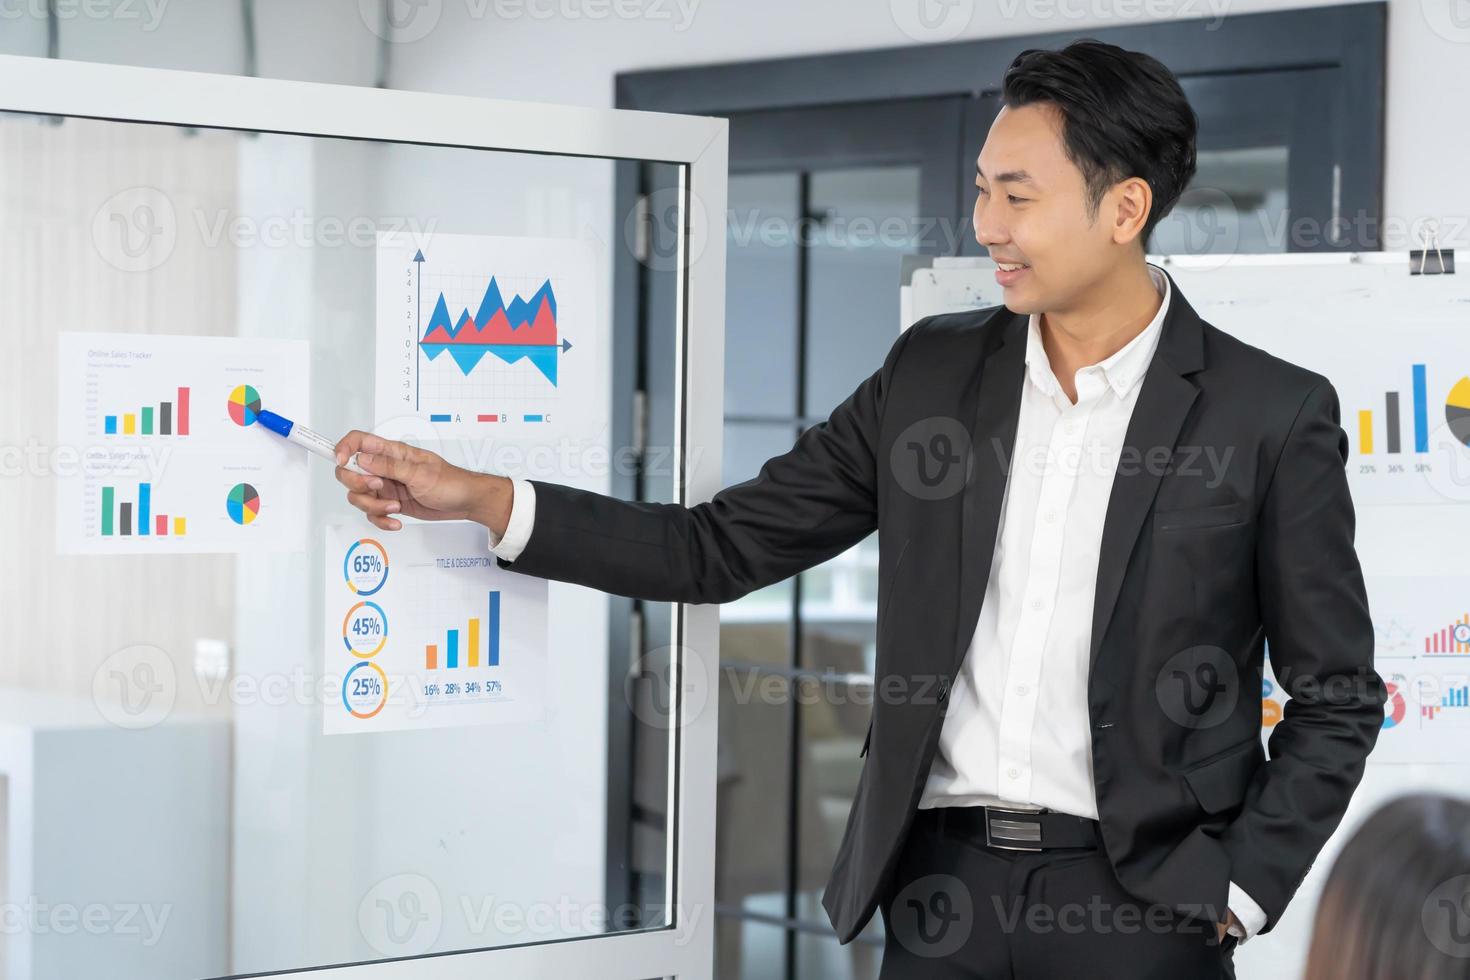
top-left (485, 263), bottom-right (1264, 942)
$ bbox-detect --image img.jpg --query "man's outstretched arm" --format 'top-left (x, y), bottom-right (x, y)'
top-left (336, 320), bottom-right (926, 606)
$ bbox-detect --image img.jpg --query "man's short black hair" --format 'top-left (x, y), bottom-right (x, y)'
top-left (1001, 39), bottom-right (1198, 245)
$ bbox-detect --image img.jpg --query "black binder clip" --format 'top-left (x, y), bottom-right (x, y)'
top-left (1410, 222), bottom-right (1454, 275)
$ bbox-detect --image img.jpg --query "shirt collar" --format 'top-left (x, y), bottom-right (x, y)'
top-left (1024, 262), bottom-right (1171, 400)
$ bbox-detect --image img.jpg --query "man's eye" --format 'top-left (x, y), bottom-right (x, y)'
top-left (1008, 195), bottom-right (1027, 204)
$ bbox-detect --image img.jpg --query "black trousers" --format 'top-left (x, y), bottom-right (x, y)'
top-left (877, 807), bottom-right (1239, 980)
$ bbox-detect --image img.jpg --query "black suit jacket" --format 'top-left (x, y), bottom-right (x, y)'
top-left (499, 267), bottom-right (1386, 943)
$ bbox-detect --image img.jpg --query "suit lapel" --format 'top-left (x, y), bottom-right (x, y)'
top-left (951, 311), bottom-right (1026, 674)
top-left (1089, 270), bottom-right (1205, 681)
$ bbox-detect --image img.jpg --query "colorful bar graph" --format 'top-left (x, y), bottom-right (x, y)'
top-left (1422, 683), bottom-right (1470, 720)
top-left (1425, 614), bottom-right (1470, 653)
top-left (103, 387), bottom-right (191, 437)
top-left (99, 483), bottom-right (186, 538)
top-left (1360, 364), bottom-right (1432, 455)
top-left (423, 592), bottom-right (503, 670)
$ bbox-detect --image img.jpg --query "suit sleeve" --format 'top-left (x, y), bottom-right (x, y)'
top-left (495, 319), bottom-right (926, 604)
top-left (1223, 378), bottom-right (1387, 932)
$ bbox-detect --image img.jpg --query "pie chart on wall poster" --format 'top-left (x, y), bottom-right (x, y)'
top-left (1447, 376), bottom-right (1470, 446)
top-left (227, 482), bottom-right (261, 525)
top-left (228, 384), bottom-right (262, 427)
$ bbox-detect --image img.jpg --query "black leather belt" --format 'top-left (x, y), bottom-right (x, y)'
top-left (921, 804), bottom-right (1102, 852)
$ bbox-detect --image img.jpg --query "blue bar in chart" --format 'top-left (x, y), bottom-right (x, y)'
top-left (1413, 363), bottom-right (1429, 452)
top-left (488, 591), bottom-right (501, 666)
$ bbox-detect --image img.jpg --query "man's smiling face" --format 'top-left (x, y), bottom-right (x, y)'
top-left (973, 102), bottom-right (1146, 316)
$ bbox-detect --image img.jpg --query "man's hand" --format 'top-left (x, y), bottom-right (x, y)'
top-left (333, 430), bottom-right (512, 534)
top-left (1216, 909), bottom-right (1240, 944)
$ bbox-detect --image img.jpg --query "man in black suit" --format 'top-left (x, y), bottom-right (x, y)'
top-left (336, 39), bottom-right (1384, 979)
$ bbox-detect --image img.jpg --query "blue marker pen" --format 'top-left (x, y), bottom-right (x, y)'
top-left (257, 410), bottom-right (367, 475)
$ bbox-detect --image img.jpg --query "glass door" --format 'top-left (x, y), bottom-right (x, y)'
top-left (0, 54), bottom-right (725, 980)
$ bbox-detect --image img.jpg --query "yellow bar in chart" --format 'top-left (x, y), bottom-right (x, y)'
top-left (123, 413), bottom-right (137, 435)
top-left (468, 617), bottom-right (481, 668)
top-left (173, 516), bottom-right (187, 535)
top-left (1358, 409), bottom-right (1373, 454)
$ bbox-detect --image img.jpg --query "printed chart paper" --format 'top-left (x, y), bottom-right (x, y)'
top-left (374, 231), bottom-right (601, 442)
top-left (56, 332), bottom-right (309, 554)
top-left (323, 522), bottom-right (548, 735)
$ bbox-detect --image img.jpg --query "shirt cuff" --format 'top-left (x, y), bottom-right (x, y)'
top-left (1227, 879), bottom-right (1268, 943)
top-left (486, 478), bottom-right (535, 562)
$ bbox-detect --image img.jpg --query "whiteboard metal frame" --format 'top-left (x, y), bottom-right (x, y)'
top-left (0, 53), bottom-right (726, 980)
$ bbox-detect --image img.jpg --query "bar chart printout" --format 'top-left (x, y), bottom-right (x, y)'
top-left (323, 522), bottom-right (548, 734)
top-left (56, 332), bottom-right (309, 554)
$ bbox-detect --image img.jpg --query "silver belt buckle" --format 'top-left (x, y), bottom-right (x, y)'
top-left (984, 806), bottom-right (1045, 852)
